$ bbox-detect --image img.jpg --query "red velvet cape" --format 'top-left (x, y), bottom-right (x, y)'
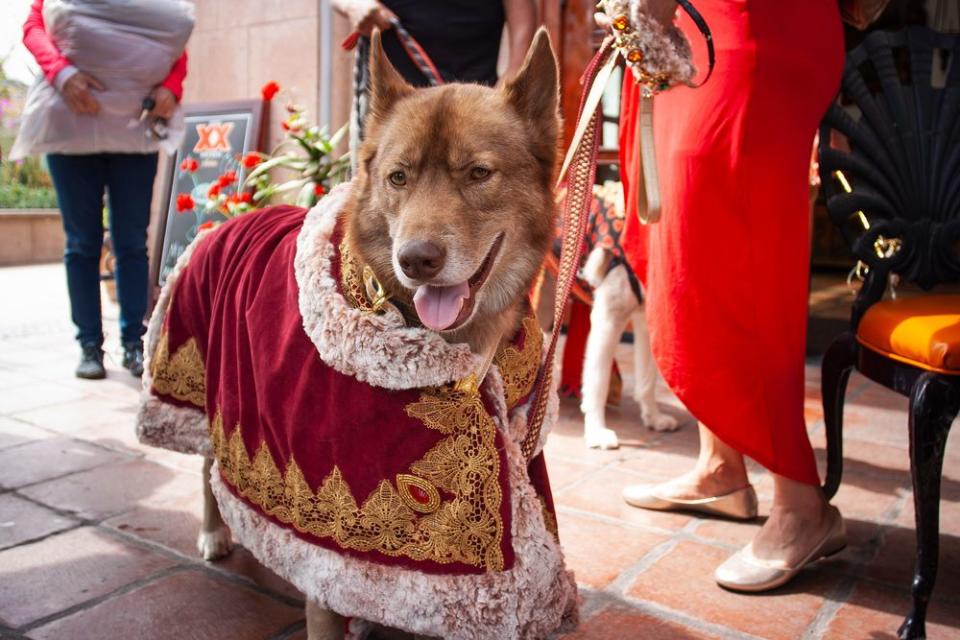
top-left (148, 204), bottom-right (557, 575)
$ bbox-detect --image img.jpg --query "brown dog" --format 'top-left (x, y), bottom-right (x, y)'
top-left (173, 30), bottom-right (575, 640)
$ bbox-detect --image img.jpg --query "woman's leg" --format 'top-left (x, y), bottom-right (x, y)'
top-left (750, 474), bottom-right (834, 565)
top-left (46, 154), bottom-right (107, 348)
top-left (650, 423), bottom-right (750, 499)
top-left (637, 423), bottom-right (835, 554)
top-left (104, 153), bottom-right (158, 348)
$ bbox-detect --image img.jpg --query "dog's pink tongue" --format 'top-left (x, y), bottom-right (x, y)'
top-left (413, 281), bottom-right (470, 331)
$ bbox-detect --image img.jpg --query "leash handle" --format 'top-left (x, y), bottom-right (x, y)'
top-left (675, 0), bottom-right (715, 88)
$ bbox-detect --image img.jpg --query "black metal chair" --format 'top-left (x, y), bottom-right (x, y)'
top-left (818, 27), bottom-right (960, 640)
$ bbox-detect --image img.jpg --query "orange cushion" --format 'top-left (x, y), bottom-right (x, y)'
top-left (857, 295), bottom-right (960, 374)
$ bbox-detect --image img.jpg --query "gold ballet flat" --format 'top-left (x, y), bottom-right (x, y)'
top-left (622, 484), bottom-right (758, 521)
top-left (714, 505), bottom-right (847, 593)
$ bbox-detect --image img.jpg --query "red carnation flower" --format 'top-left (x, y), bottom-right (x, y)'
top-left (239, 191), bottom-right (253, 203)
top-left (241, 153), bottom-right (261, 169)
top-left (207, 183), bottom-right (221, 199)
top-left (261, 81), bottom-right (280, 101)
top-left (314, 183), bottom-right (325, 197)
top-left (180, 157), bottom-right (199, 173)
top-left (198, 221), bottom-right (215, 232)
top-left (217, 170), bottom-right (237, 188)
top-left (175, 193), bottom-right (195, 213)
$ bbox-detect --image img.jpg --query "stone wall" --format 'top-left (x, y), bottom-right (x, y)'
top-left (0, 211), bottom-right (65, 266)
top-left (182, 0), bottom-right (353, 149)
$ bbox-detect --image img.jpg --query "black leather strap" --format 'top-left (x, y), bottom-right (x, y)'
top-left (675, 0), bottom-right (715, 87)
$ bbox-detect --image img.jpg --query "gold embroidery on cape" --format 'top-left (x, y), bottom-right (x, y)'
top-left (211, 379), bottom-right (505, 571)
top-left (339, 240), bottom-right (385, 314)
top-left (396, 473), bottom-right (441, 514)
top-left (495, 315), bottom-right (543, 410)
top-left (538, 495), bottom-right (560, 541)
top-left (150, 331), bottom-right (206, 408)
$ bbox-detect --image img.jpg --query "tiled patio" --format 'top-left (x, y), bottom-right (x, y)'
top-left (1, 263), bottom-right (958, 640)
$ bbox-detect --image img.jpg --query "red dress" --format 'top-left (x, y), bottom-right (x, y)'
top-left (620, 0), bottom-right (844, 484)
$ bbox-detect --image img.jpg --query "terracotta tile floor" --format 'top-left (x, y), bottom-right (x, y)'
top-left (1, 264), bottom-right (958, 640)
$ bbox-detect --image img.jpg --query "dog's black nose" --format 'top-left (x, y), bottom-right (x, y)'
top-left (399, 240), bottom-right (446, 280)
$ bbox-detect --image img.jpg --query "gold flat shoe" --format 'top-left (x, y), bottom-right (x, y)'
top-left (622, 484), bottom-right (758, 521)
top-left (714, 505), bottom-right (847, 593)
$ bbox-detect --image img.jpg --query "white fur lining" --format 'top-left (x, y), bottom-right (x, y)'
top-left (210, 410), bottom-right (578, 640)
top-left (294, 183), bottom-right (483, 390)
top-left (136, 397), bottom-right (210, 456)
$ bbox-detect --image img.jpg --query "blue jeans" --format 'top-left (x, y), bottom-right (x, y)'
top-left (47, 153), bottom-right (158, 347)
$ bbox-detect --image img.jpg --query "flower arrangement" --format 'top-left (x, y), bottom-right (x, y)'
top-left (243, 87), bottom-right (349, 208)
top-left (173, 81), bottom-right (349, 233)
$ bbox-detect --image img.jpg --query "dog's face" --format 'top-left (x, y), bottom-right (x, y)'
top-left (347, 29), bottom-right (559, 350)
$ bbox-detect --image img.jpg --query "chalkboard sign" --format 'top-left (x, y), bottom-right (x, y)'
top-left (153, 99), bottom-right (266, 286)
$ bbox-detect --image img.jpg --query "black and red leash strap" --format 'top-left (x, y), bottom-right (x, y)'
top-left (342, 19), bottom-right (444, 86)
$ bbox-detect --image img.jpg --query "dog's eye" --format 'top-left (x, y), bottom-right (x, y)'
top-left (389, 170), bottom-right (407, 187)
top-left (470, 166), bottom-right (491, 181)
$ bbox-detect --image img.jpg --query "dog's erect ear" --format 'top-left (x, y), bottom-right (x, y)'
top-left (368, 29), bottom-right (414, 122)
top-left (503, 28), bottom-right (560, 174)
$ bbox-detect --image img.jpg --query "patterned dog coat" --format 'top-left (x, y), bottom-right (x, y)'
top-left (136, 184), bottom-right (577, 640)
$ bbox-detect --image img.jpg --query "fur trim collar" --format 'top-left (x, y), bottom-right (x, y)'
top-left (294, 183), bottom-right (483, 390)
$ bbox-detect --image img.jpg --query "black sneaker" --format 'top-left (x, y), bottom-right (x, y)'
top-left (122, 342), bottom-right (145, 378)
top-left (76, 344), bottom-right (106, 380)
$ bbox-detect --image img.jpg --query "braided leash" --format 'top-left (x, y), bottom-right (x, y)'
top-left (521, 40), bottom-right (616, 461)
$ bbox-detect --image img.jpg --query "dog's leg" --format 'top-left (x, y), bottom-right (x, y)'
top-left (581, 265), bottom-right (634, 449)
top-left (306, 600), bottom-right (345, 640)
top-left (197, 457), bottom-right (233, 561)
top-left (631, 305), bottom-right (678, 432)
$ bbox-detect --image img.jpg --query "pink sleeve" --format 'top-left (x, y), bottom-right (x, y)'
top-left (159, 51), bottom-right (189, 102)
top-left (22, 0), bottom-right (72, 85)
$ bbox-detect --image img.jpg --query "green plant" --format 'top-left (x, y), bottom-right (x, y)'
top-left (1, 130), bottom-right (58, 209)
top-left (0, 183), bottom-right (58, 208)
top-left (243, 90), bottom-right (350, 208)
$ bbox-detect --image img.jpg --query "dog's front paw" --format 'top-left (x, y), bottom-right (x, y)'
top-left (585, 426), bottom-right (620, 449)
top-left (643, 410), bottom-right (679, 432)
top-left (197, 526), bottom-right (233, 561)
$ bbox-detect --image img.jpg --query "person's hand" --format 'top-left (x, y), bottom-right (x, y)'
top-left (337, 0), bottom-right (395, 36)
top-left (594, 12), bottom-right (612, 29)
top-left (61, 71), bottom-right (104, 115)
top-left (149, 86), bottom-right (177, 119)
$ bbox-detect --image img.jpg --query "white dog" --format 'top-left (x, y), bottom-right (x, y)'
top-left (579, 246), bottom-right (678, 448)
top-left (542, 183), bottom-right (678, 449)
